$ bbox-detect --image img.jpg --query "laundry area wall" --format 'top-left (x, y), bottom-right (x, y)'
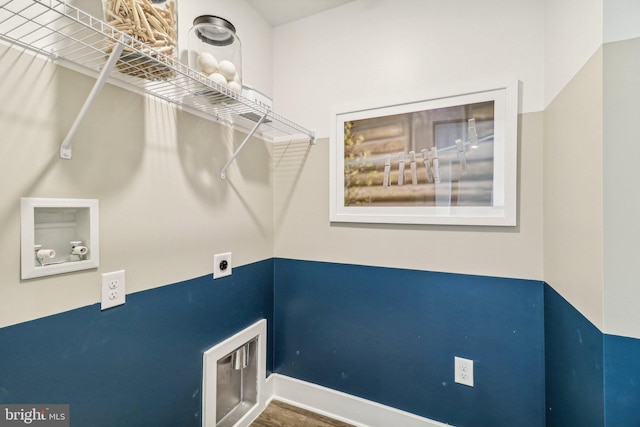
top-left (0, 0), bottom-right (278, 421)
top-left (0, 0), bottom-right (639, 426)
top-left (0, 0), bottom-right (276, 328)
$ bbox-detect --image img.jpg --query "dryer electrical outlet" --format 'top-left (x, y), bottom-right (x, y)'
top-left (213, 252), bottom-right (232, 279)
top-left (101, 270), bottom-right (125, 310)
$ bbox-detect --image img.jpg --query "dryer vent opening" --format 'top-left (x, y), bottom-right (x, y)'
top-left (203, 320), bottom-right (267, 427)
top-left (216, 340), bottom-right (257, 425)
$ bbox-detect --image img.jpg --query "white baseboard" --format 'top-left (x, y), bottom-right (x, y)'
top-left (265, 374), bottom-right (453, 427)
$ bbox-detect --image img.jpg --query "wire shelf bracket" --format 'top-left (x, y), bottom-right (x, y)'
top-left (220, 111), bottom-right (268, 180)
top-left (59, 37), bottom-right (124, 159)
top-left (0, 0), bottom-right (316, 165)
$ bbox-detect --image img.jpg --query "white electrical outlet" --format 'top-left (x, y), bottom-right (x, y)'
top-left (213, 253), bottom-right (232, 279)
top-left (454, 356), bottom-right (474, 387)
top-left (101, 270), bottom-right (126, 310)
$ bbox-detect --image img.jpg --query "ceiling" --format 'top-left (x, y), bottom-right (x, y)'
top-left (246, 0), bottom-right (356, 27)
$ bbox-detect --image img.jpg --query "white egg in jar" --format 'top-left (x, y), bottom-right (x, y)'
top-left (208, 72), bottom-right (228, 86)
top-left (217, 60), bottom-right (237, 81)
top-left (197, 52), bottom-right (218, 74)
top-left (228, 81), bottom-right (242, 93)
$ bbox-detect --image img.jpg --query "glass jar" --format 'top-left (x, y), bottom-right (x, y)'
top-left (188, 15), bottom-right (242, 93)
top-left (103, 0), bottom-right (178, 80)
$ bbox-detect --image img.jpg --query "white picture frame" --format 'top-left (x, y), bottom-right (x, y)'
top-left (330, 81), bottom-right (519, 226)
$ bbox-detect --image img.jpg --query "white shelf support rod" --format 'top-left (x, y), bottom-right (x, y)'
top-left (220, 111), bottom-right (269, 180)
top-left (59, 39), bottom-right (126, 159)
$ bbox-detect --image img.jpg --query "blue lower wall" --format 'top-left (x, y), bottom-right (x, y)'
top-left (604, 334), bottom-right (640, 427)
top-left (273, 258), bottom-right (545, 427)
top-left (544, 284), bottom-right (640, 427)
top-left (0, 259), bottom-right (274, 427)
top-left (543, 284), bottom-right (604, 427)
top-left (4, 257), bottom-right (640, 426)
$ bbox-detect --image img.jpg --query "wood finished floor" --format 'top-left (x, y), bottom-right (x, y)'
top-left (250, 400), bottom-right (355, 427)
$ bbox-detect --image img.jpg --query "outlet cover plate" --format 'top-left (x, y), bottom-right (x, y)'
top-left (101, 270), bottom-right (125, 310)
top-left (454, 356), bottom-right (474, 387)
top-left (213, 252), bottom-right (232, 279)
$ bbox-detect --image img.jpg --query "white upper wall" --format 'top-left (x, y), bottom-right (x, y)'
top-left (272, 0), bottom-right (545, 281)
top-left (0, 0), bottom-right (276, 329)
top-left (0, 45), bottom-right (276, 328)
top-left (272, 0), bottom-right (545, 139)
top-left (603, 38), bottom-right (640, 339)
top-left (543, 48), bottom-right (604, 332)
top-left (602, 3), bottom-right (640, 339)
top-left (604, 0), bottom-right (640, 43)
top-left (544, 0), bottom-right (603, 107)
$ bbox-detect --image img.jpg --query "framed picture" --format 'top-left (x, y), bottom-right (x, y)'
top-left (329, 81), bottom-right (519, 226)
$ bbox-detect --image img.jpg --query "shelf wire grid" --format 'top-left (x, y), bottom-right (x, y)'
top-left (0, 0), bottom-right (314, 142)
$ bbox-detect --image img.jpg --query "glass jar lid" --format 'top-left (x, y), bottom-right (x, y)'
top-left (193, 15), bottom-right (237, 47)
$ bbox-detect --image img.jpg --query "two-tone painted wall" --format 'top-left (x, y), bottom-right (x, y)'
top-left (0, 0), bottom-right (277, 424)
top-left (271, 2), bottom-right (547, 425)
top-left (602, 30), bottom-right (640, 427)
top-left (542, 1), bottom-right (640, 425)
top-left (272, 0), bottom-right (639, 426)
top-left (2, 0), bottom-right (640, 426)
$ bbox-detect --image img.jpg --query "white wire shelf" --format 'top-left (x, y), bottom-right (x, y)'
top-left (0, 0), bottom-right (316, 162)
